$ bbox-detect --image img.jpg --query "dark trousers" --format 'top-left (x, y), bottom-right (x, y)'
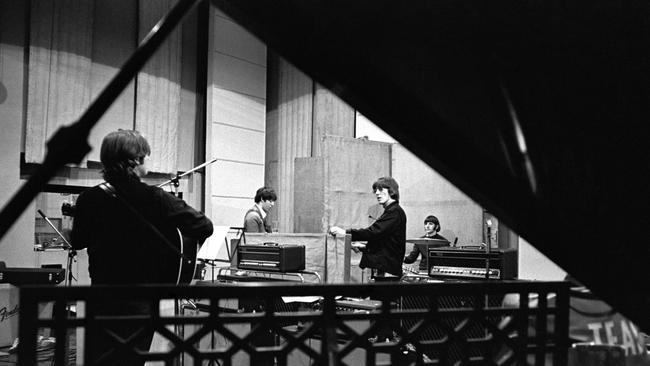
top-left (86, 300), bottom-right (155, 366)
top-left (370, 271), bottom-right (401, 341)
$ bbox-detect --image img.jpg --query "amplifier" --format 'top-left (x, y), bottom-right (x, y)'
top-left (237, 243), bottom-right (305, 272)
top-left (0, 267), bottom-right (65, 285)
top-left (401, 291), bottom-right (506, 364)
top-left (427, 247), bottom-right (517, 280)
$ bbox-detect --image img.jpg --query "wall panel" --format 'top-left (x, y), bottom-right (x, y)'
top-left (209, 161), bottom-right (264, 200)
top-left (0, 0), bottom-right (35, 267)
top-left (212, 16), bottom-right (265, 66)
top-left (265, 56), bottom-right (313, 232)
top-left (206, 6), bottom-right (266, 228)
top-left (392, 144), bottom-right (483, 245)
top-left (212, 88), bottom-right (265, 130)
top-left (211, 123), bottom-right (264, 163)
top-left (294, 136), bottom-right (391, 234)
top-left (312, 84), bottom-right (355, 156)
top-left (212, 53), bottom-right (266, 98)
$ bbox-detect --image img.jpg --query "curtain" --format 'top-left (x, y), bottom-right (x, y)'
top-left (25, 0), bottom-right (184, 173)
top-left (136, 0), bottom-right (182, 174)
top-left (25, 0), bottom-right (94, 164)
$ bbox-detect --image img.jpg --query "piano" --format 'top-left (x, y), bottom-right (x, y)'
top-left (212, 0), bottom-right (650, 331)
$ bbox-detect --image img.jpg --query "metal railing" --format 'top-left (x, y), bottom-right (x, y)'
top-left (19, 280), bottom-right (569, 365)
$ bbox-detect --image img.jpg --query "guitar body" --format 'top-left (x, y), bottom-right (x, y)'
top-left (175, 229), bottom-right (200, 284)
top-left (156, 228), bottom-right (200, 284)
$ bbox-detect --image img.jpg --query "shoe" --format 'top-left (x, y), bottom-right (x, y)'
top-left (403, 343), bottom-right (416, 353)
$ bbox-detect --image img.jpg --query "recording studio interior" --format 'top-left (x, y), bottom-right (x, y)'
top-left (1, 1), bottom-right (650, 365)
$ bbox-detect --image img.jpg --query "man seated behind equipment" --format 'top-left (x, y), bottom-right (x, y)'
top-left (403, 215), bottom-right (448, 273)
top-left (243, 186), bottom-right (277, 233)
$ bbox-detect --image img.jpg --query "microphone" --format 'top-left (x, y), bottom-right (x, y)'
top-left (37, 210), bottom-right (72, 249)
top-left (453, 237), bottom-right (458, 247)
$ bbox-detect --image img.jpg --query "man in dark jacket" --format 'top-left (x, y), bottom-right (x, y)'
top-left (329, 176), bottom-right (407, 278)
top-left (71, 130), bottom-right (213, 365)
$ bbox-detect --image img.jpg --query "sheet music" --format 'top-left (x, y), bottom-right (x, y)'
top-left (197, 225), bottom-right (231, 260)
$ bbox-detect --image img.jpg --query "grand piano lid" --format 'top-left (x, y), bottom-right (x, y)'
top-left (212, 0), bottom-right (650, 331)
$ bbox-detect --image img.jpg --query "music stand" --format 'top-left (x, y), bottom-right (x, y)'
top-left (37, 210), bottom-right (76, 287)
top-left (196, 226), bottom-right (245, 283)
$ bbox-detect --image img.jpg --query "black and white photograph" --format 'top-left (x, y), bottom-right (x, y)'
top-left (1, 1), bottom-right (650, 365)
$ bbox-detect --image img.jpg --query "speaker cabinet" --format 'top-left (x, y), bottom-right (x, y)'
top-left (401, 292), bottom-right (505, 363)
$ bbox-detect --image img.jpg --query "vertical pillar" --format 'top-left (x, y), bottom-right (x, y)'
top-left (265, 54), bottom-right (313, 232)
top-left (266, 55), bottom-right (355, 233)
top-left (312, 84), bottom-right (355, 156)
top-left (206, 7), bottom-right (267, 226)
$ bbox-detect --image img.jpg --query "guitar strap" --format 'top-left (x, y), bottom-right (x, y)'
top-left (98, 182), bottom-right (188, 262)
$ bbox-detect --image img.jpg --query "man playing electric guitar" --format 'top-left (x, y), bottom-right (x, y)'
top-left (71, 129), bottom-right (213, 365)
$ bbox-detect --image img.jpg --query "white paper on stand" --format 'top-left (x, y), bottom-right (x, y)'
top-left (197, 225), bottom-right (231, 261)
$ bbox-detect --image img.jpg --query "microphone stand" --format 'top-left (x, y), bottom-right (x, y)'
top-left (37, 210), bottom-right (76, 287)
top-left (485, 224), bottom-right (492, 280)
top-left (157, 158), bottom-right (218, 195)
top-left (36, 210), bottom-right (77, 364)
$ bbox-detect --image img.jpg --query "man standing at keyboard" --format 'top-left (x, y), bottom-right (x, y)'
top-left (329, 177), bottom-right (406, 343)
top-left (329, 176), bottom-right (407, 280)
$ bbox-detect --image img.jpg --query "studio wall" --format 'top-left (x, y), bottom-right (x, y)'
top-left (265, 57), bottom-right (357, 233)
top-left (392, 144), bottom-right (483, 244)
top-left (0, 0), bottom-right (34, 267)
top-left (206, 7), bottom-right (267, 227)
top-left (0, 0), bottom-right (205, 268)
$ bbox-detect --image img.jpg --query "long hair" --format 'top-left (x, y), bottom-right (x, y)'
top-left (100, 130), bottom-right (150, 182)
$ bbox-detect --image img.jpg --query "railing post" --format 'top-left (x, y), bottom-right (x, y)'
top-left (554, 283), bottom-right (570, 366)
top-left (53, 296), bottom-right (69, 366)
top-left (18, 288), bottom-right (38, 366)
top-left (321, 295), bottom-right (338, 366)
